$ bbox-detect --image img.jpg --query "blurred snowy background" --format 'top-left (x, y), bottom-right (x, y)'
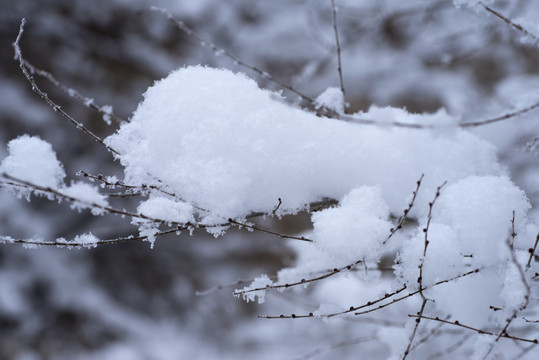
top-left (1, 0), bottom-right (539, 359)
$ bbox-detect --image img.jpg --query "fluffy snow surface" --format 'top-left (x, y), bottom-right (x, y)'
top-left (1, 135), bottom-right (65, 194)
top-left (106, 66), bottom-right (505, 222)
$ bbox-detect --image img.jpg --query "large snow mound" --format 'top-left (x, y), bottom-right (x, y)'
top-left (105, 66), bottom-right (503, 219)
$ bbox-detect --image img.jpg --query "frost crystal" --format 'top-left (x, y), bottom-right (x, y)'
top-left (235, 274), bottom-right (273, 304)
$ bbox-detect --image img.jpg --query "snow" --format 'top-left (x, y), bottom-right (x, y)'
top-left (102, 104), bottom-right (113, 125)
top-left (315, 87), bottom-right (345, 114)
top-left (105, 66), bottom-right (503, 224)
top-left (73, 232), bottom-right (99, 249)
top-left (136, 196), bottom-right (194, 225)
top-left (0, 135), bottom-right (65, 198)
top-left (434, 176), bottom-right (530, 267)
top-left (312, 186), bottom-right (391, 265)
top-left (61, 182), bottom-right (109, 215)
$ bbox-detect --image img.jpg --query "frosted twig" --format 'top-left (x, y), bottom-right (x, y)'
top-left (196, 278), bottom-right (267, 296)
top-left (408, 315), bottom-right (538, 344)
top-left (227, 218), bottom-right (313, 242)
top-left (384, 174), bottom-right (424, 244)
top-left (330, 0), bottom-right (345, 99)
top-left (13, 19), bottom-right (120, 156)
top-left (18, 57), bottom-right (126, 124)
top-left (1, 173), bottom-right (193, 227)
top-left (480, 2), bottom-right (539, 45)
top-left (4, 173), bottom-right (313, 245)
top-left (234, 260), bottom-right (364, 296)
top-left (150, 7), bottom-right (339, 118)
top-left (0, 227), bottom-right (179, 247)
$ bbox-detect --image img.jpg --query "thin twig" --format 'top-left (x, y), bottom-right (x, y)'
top-left (13, 19), bottom-right (120, 156)
top-left (460, 101), bottom-right (539, 127)
top-left (402, 298), bottom-right (428, 359)
top-left (408, 315), bottom-right (538, 344)
top-left (526, 233), bottom-right (538, 269)
top-left (330, 0), bottom-right (345, 99)
top-left (234, 260), bottom-right (363, 296)
top-left (483, 212), bottom-right (531, 358)
top-left (0, 227), bottom-right (180, 247)
top-left (227, 218), bottom-right (313, 242)
top-left (480, 2), bottom-right (539, 45)
top-left (385, 174), bottom-right (424, 244)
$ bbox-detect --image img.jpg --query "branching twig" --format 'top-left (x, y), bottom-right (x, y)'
top-left (259, 268), bottom-right (480, 319)
top-left (403, 182), bottom-right (446, 359)
top-left (385, 174), bottom-right (424, 244)
top-left (483, 212), bottom-right (532, 358)
top-left (408, 315), bottom-right (538, 344)
top-left (13, 19), bottom-right (120, 156)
